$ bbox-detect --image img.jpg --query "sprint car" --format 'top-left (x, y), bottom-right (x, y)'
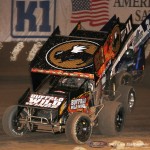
top-left (70, 14), bottom-right (150, 90)
top-left (110, 14), bottom-right (150, 88)
top-left (3, 14), bottom-right (150, 144)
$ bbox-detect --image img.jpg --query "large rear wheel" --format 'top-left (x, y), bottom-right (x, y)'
top-left (117, 85), bottom-right (136, 113)
top-left (98, 101), bottom-right (125, 135)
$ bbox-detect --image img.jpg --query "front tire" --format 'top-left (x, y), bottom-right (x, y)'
top-left (2, 105), bottom-right (28, 137)
top-left (65, 112), bottom-right (92, 144)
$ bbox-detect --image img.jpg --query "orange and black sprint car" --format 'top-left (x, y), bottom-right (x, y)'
top-left (3, 14), bottom-right (150, 144)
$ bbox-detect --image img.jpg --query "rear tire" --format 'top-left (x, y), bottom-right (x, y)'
top-left (98, 101), bottom-right (125, 135)
top-left (117, 85), bottom-right (136, 113)
top-left (2, 105), bottom-right (28, 137)
top-left (65, 112), bottom-right (92, 144)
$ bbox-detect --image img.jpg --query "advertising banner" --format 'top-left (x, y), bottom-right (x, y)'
top-left (0, 0), bottom-right (56, 41)
top-left (0, 0), bottom-right (150, 41)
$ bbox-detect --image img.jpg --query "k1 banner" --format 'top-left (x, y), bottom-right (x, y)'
top-left (0, 0), bottom-right (56, 41)
top-left (0, 0), bottom-right (150, 41)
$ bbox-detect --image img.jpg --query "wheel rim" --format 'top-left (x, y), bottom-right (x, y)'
top-left (115, 107), bottom-right (124, 132)
top-left (12, 112), bottom-right (26, 135)
top-left (128, 90), bottom-right (135, 111)
top-left (76, 117), bottom-right (91, 142)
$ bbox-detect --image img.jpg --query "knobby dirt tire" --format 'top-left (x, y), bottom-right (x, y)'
top-left (2, 105), bottom-right (28, 137)
top-left (117, 85), bottom-right (136, 113)
top-left (65, 112), bottom-right (92, 144)
top-left (98, 101), bottom-right (125, 135)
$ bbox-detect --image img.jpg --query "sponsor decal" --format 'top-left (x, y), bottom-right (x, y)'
top-left (26, 94), bottom-right (64, 108)
top-left (68, 92), bottom-right (90, 112)
top-left (70, 98), bottom-right (86, 110)
top-left (111, 25), bottom-right (121, 53)
top-left (94, 26), bottom-right (120, 77)
top-left (45, 40), bottom-right (99, 70)
top-left (132, 16), bottom-right (150, 49)
top-left (132, 27), bottom-right (144, 47)
top-left (121, 17), bottom-right (133, 42)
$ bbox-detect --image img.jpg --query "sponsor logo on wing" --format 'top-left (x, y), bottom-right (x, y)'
top-left (54, 45), bottom-right (92, 65)
top-left (46, 40), bottom-right (98, 70)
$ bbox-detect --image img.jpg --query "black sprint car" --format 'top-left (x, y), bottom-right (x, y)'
top-left (3, 14), bottom-right (150, 144)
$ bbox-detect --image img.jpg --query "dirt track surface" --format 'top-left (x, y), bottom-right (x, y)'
top-left (0, 74), bottom-right (150, 150)
top-left (0, 43), bottom-right (150, 150)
